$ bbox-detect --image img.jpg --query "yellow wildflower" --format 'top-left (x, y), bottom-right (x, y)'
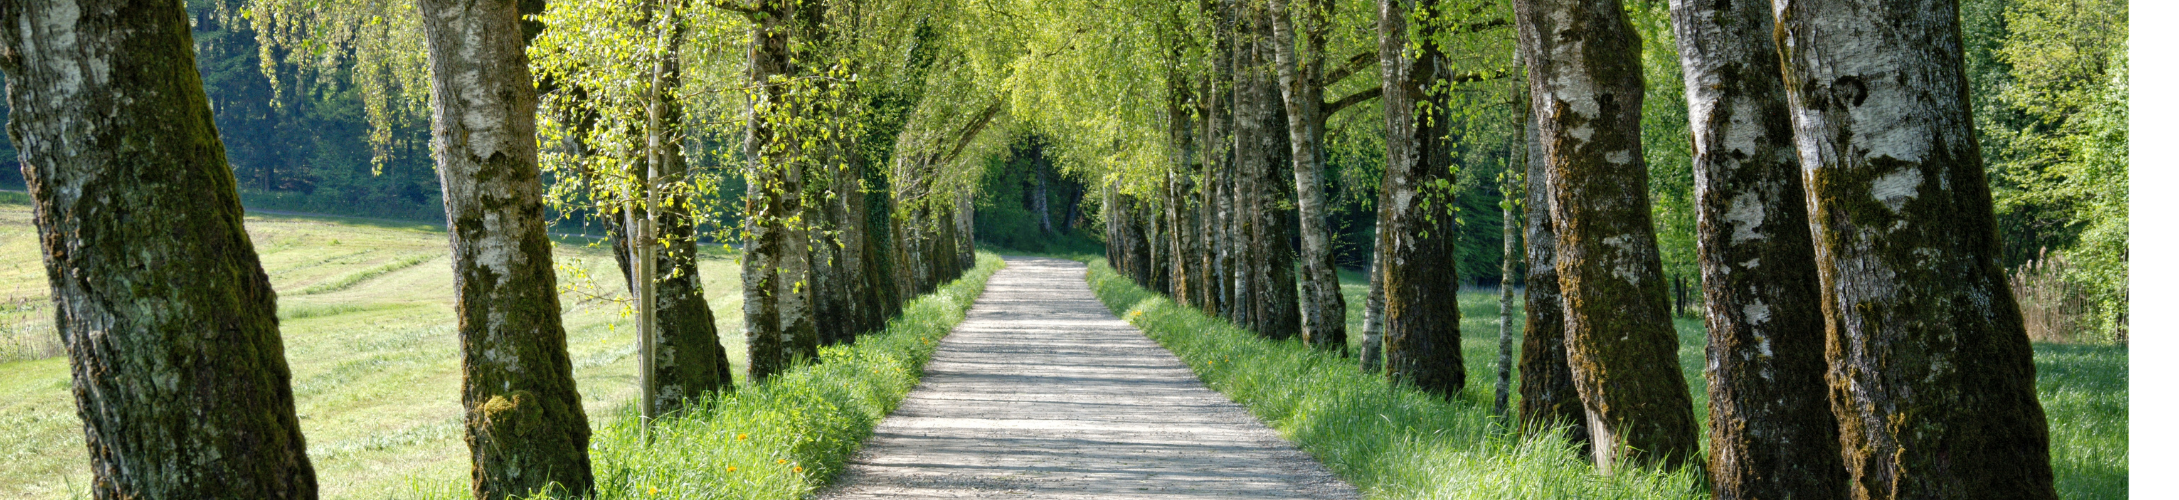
top-left (727, 465), bottom-right (738, 472)
top-left (777, 458), bottom-right (788, 464)
top-left (737, 433), bottom-right (748, 441)
top-left (793, 466), bottom-right (804, 473)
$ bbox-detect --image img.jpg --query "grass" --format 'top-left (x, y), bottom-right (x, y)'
top-left (1085, 259), bottom-right (2128, 499)
top-left (974, 233), bottom-right (1106, 262)
top-left (407, 252), bottom-right (1005, 500)
top-left (0, 202), bottom-right (744, 499)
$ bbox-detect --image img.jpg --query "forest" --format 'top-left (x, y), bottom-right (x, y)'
top-left (0, 0), bottom-right (2127, 498)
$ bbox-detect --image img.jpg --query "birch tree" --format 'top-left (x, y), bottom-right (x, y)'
top-left (415, 0), bottom-right (595, 494)
top-left (0, 0), bottom-right (318, 496)
top-left (1514, 0), bottom-right (1698, 470)
top-left (1515, 111), bottom-right (1587, 450)
top-left (1774, 0), bottom-right (2057, 496)
top-left (1665, 0), bottom-right (1843, 495)
top-left (1376, 0), bottom-right (1465, 396)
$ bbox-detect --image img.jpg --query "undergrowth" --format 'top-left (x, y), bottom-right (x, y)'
top-left (1084, 259), bottom-right (1703, 499)
top-left (410, 252), bottom-right (1003, 500)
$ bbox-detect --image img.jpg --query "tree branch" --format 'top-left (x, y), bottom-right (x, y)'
top-left (938, 100), bottom-right (1005, 166)
top-left (1322, 86), bottom-right (1382, 116)
top-left (1321, 51), bottom-right (1375, 87)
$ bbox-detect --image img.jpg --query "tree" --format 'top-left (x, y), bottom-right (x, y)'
top-left (1773, 0), bottom-right (2057, 497)
top-left (1664, 0), bottom-right (1844, 495)
top-left (1513, 0), bottom-right (1698, 470)
top-left (740, 0), bottom-right (818, 383)
top-left (1268, 0), bottom-right (1350, 351)
top-left (0, 1), bottom-right (319, 496)
top-left (1515, 110), bottom-right (1587, 451)
top-left (1242, 4), bottom-right (1302, 339)
top-left (1375, 0), bottom-right (1465, 397)
top-left (414, 0), bottom-right (596, 495)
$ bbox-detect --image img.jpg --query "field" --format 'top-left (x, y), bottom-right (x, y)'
top-left (0, 202), bottom-right (746, 499)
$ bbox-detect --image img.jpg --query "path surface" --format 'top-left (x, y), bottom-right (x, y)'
top-left (821, 257), bottom-right (1358, 499)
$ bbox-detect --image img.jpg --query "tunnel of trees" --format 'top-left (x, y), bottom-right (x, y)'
top-left (0, 0), bottom-right (2125, 497)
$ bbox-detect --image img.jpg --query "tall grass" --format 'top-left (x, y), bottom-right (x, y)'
top-left (412, 252), bottom-right (1005, 500)
top-left (0, 295), bottom-right (60, 363)
top-left (1095, 259), bottom-right (2126, 499)
top-left (1086, 259), bottom-right (1705, 499)
top-left (2010, 249), bottom-right (2112, 344)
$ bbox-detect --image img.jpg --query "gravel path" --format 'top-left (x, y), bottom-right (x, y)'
top-left (820, 256), bottom-right (1358, 499)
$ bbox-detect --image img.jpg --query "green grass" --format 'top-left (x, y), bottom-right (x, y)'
top-left (974, 233), bottom-right (1106, 262)
top-left (0, 206), bottom-right (739, 499)
top-left (1087, 259), bottom-right (2127, 498)
top-left (408, 252), bottom-right (1006, 500)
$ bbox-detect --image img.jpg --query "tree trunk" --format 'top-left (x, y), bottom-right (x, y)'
top-left (414, 0), bottom-right (597, 494)
top-left (1035, 159), bottom-right (1054, 234)
top-left (0, 1), bottom-right (319, 496)
top-left (1377, 0), bottom-right (1464, 397)
top-left (1202, 74), bottom-right (1220, 310)
top-left (1228, 11), bottom-right (1259, 332)
top-left (1514, 0), bottom-right (1698, 471)
top-left (1248, 11), bottom-right (1302, 340)
top-left (1516, 109), bottom-right (1588, 451)
top-left (1267, 0), bottom-right (1343, 347)
top-left (1206, 2), bottom-right (1237, 321)
top-left (1494, 151), bottom-right (1520, 418)
top-left (1359, 247), bottom-right (1386, 373)
top-left (1665, 0), bottom-right (1845, 496)
top-left (1773, 1), bottom-right (2056, 497)
top-left (956, 192), bottom-right (977, 275)
top-left (641, 1), bottom-right (730, 416)
top-left (742, 0), bottom-right (818, 382)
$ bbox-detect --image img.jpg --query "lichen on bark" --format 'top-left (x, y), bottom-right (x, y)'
top-left (1, 0), bottom-right (319, 496)
top-left (415, 0), bottom-right (595, 495)
top-left (1514, 0), bottom-right (1699, 471)
top-left (1666, 0), bottom-right (1845, 496)
top-left (1774, 0), bottom-right (2056, 497)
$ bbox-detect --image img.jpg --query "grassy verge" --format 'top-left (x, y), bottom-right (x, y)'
top-left (1090, 259), bottom-right (2127, 498)
top-left (413, 252), bottom-right (1005, 499)
top-left (1086, 259), bottom-right (1703, 499)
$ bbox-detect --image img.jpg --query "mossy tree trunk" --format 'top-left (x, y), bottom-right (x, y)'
top-left (1227, 7), bottom-right (1260, 332)
top-left (1514, 0), bottom-right (1699, 471)
top-left (740, 0), bottom-right (816, 383)
top-left (605, 1), bottom-right (731, 416)
top-left (1515, 111), bottom-right (1589, 452)
top-left (0, 0), bottom-right (319, 496)
top-left (1773, 1), bottom-right (2056, 497)
top-left (414, 0), bottom-right (597, 495)
top-left (1204, 0), bottom-right (1238, 321)
top-left (1245, 8), bottom-right (1302, 340)
top-left (1665, 0), bottom-right (1845, 496)
top-left (1376, 0), bottom-right (1465, 397)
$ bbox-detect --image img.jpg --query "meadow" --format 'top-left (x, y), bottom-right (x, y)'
top-left (1087, 259), bottom-right (2127, 499)
top-left (0, 202), bottom-right (745, 499)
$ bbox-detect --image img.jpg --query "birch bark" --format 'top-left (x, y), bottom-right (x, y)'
top-left (1666, 0), bottom-right (1844, 495)
top-left (415, 0), bottom-right (595, 492)
top-left (1773, 0), bottom-right (2056, 496)
top-left (1, 0), bottom-right (318, 496)
top-left (1514, 0), bottom-right (1698, 470)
